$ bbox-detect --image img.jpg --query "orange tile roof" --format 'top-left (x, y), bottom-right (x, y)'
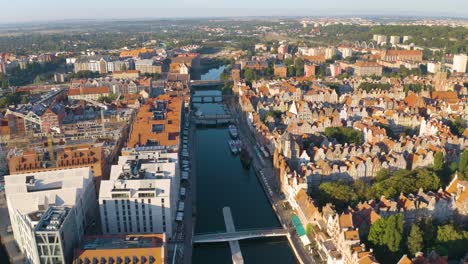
top-left (430, 91), bottom-right (459, 104)
top-left (120, 48), bottom-right (155, 58)
top-left (127, 94), bottom-right (182, 148)
top-left (386, 50), bottom-right (422, 56)
top-left (295, 189), bottom-right (318, 221)
top-left (344, 230), bottom-right (359, 240)
top-left (69, 87), bottom-right (109, 96)
top-left (339, 212), bottom-right (354, 228)
top-left (397, 255), bottom-right (413, 264)
top-left (74, 234), bottom-right (165, 264)
top-left (355, 61), bottom-right (381, 67)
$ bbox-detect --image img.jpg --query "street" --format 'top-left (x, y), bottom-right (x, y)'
top-left (0, 192), bottom-right (25, 264)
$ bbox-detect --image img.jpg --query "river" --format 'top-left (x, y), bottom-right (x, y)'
top-left (192, 66), bottom-right (297, 263)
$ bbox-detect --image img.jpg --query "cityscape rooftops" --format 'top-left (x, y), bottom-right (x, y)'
top-left (127, 94), bottom-right (182, 149)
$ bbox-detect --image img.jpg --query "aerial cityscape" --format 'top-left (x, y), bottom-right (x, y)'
top-left (0, 1), bottom-right (467, 264)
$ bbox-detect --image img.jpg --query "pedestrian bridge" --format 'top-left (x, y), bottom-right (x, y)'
top-left (193, 228), bottom-right (289, 243)
top-left (190, 80), bottom-right (225, 87)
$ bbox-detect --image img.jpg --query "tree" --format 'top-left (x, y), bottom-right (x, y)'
top-left (368, 214), bottom-right (403, 258)
top-left (243, 68), bottom-right (255, 82)
top-left (386, 214), bottom-right (403, 252)
top-left (368, 168), bottom-right (440, 199)
top-left (318, 181), bottom-right (358, 210)
top-left (294, 58), bottom-right (304, 76)
top-left (324, 127), bottom-right (363, 145)
top-left (459, 150), bottom-right (468, 180)
top-left (433, 152), bottom-right (444, 171)
top-left (375, 168), bottom-right (391, 182)
top-left (407, 224), bottom-right (424, 255)
top-left (434, 224), bottom-right (468, 258)
top-left (287, 65), bottom-right (296, 77)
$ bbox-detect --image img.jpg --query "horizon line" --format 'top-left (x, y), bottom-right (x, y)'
top-left (1, 12), bottom-right (467, 26)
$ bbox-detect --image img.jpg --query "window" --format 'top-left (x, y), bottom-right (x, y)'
top-left (151, 124), bottom-right (164, 133)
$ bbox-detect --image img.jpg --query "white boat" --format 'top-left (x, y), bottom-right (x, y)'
top-left (234, 139), bottom-right (242, 153)
top-left (228, 140), bottom-right (239, 155)
top-left (176, 212), bottom-right (184, 222)
top-left (228, 124), bottom-right (238, 138)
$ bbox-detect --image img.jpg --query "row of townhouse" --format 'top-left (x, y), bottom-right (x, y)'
top-left (285, 173), bottom-right (468, 263)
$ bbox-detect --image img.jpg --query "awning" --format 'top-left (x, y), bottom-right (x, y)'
top-left (292, 214), bottom-right (311, 245)
top-left (292, 215), bottom-right (306, 236)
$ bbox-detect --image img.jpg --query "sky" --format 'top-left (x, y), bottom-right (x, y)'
top-left (1, 0), bottom-right (467, 23)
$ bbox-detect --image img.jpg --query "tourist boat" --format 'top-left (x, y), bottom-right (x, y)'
top-left (228, 124), bottom-right (238, 138)
top-left (228, 140), bottom-right (239, 155)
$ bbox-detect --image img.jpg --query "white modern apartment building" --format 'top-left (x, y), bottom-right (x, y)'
top-left (338, 47), bottom-right (353, 59)
top-left (99, 147), bottom-right (179, 239)
top-left (390, 35), bottom-right (401, 45)
top-left (325, 47), bottom-right (337, 60)
top-left (453, 54), bottom-right (467, 73)
top-left (373, 34), bottom-right (387, 45)
top-left (4, 167), bottom-right (97, 264)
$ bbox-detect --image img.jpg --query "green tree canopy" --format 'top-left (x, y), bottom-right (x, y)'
top-left (433, 152), bottom-right (444, 172)
top-left (369, 214), bottom-right (403, 260)
top-left (407, 224), bottom-right (424, 255)
top-left (324, 127), bottom-right (363, 145)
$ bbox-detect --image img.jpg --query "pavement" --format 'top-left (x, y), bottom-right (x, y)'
top-left (230, 101), bottom-right (317, 264)
top-left (0, 192), bottom-right (25, 264)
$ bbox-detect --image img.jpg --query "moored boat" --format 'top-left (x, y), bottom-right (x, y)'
top-left (228, 124), bottom-right (238, 138)
top-left (228, 140), bottom-right (239, 155)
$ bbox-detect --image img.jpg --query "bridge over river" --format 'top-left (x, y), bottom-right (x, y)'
top-left (190, 80), bottom-right (226, 87)
top-left (193, 207), bottom-right (289, 264)
top-left (193, 228), bottom-right (288, 243)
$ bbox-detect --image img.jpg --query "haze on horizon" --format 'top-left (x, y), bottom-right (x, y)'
top-left (1, 0), bottom-right (467, 24)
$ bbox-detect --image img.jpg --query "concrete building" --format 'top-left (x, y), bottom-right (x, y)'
top-left (389, 36), bottom-right (401, 45)
top-left (8, 144), bottom-right (107, 190)
top-left (373, 34), bottom-right (387, 45)
top-left (73, 234), bottom-right (166, 264)
top-left (304, 64), bottom-right (316, 77)
top-left (330, 64), bottom-right (342, 78)
top-left (4, 167), bottom-right (97, 264)
top-left (135, 59), bottom-right (162, 74)
top-left (274, 64), bottom-right (287, 78)
top-left (427, 62), bottom-right (442, 74)
top-left (127, 94), bottom-right (182, 149)
top-left (381, 50), bottom-right (423, 62)
top-left (68, 86), bottom-right (110, 101)
top-left (402, 36), bottom-right (412, 43)
top-left (338, 47), bottom-right (353, 59)
top-left (278, 45), bottom-right (288, 55)
top-left (325, 48), bottom-right (337, 60)
top-left (99, 148), bottom-right (179, 239)
top-left (353, 62), bottom-right (383, 77)
top-left (452, 54), bottom-right (467, 73)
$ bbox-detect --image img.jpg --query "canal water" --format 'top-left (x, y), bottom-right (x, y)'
top-left (192, 67), bottom-right (297, 263)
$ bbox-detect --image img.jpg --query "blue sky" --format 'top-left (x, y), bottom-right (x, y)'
top-left (1, 0), bottom-right (467, 23)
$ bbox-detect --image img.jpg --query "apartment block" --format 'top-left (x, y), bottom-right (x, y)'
top-left (4, 167), bottom-right (97, 264)
top-left (99, 148), bottom-right (179, 239)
